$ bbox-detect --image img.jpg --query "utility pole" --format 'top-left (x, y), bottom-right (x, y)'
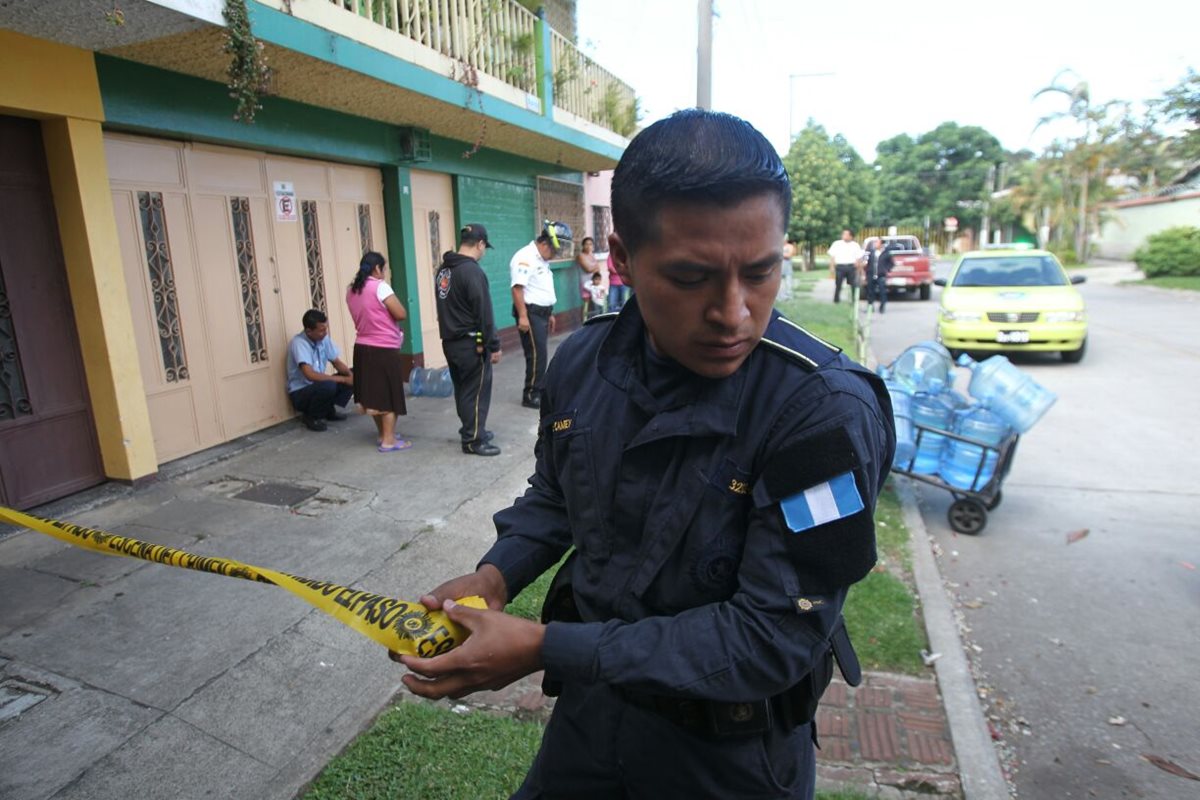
top-left (697, 0), bottom-right (713, 109)
top-left (980, 163), bottom-right (996, 246)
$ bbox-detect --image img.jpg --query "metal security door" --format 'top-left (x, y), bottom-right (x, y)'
top-left (0, 115), bottom-right (104, 509)
top-left (409, 169), bottom-right (455, 368)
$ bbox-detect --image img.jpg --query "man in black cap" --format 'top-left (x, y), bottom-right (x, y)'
top-left (436, 223), bottom-right (502, 456)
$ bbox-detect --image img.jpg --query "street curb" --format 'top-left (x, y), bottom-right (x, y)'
top-left (897, 479), bottom-right (1010, 800)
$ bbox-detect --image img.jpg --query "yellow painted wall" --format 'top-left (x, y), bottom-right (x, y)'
top-left (43, 118), bottom-right (158, 481)
top-left (0, 30), bottom-right (103, 121)
top-left (0, 30), bottom-right (157, 482)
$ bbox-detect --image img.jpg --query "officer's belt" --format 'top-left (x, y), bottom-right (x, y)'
top-left (524, 303), bottom-right (553, 316)
top-left (619, 689), bottom-right (784, 738)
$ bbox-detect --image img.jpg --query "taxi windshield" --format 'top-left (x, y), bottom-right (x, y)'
top-left (951, 256), bottom-right (1068, 288)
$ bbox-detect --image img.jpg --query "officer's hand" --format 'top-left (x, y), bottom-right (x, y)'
top-left (396, 599), bottom-right (545, 700)
top-left (548, 315), bottom-right (557, 334)
top-left (490, 350), bottom-right (502, 364)
top-left (517, 316), bottom-right (530, 334)
top-left (417, 564), bottom-right (508, 612)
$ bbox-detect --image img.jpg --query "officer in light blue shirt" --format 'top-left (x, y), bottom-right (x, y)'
top-left (286, 309), bottom-right (353, 432)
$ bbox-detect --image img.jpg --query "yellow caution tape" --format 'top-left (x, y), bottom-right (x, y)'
top-left (0, 505), bottom-right (484, 657)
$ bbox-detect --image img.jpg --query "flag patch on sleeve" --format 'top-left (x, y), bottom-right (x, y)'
top-left (780, 471), bottom-right (864, 533)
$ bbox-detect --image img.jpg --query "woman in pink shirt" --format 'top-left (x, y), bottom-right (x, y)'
top-left (347, 252), bottom-right (411, 452)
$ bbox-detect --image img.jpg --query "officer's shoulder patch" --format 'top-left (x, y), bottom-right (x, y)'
top-left (752, 423), bottom-right (860, 508)
top-left (759, 315), bottom-right (842, 371)
top-left (583, 311), bottom-right (619, 326)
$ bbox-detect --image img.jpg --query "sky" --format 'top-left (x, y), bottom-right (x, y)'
top-left (574, 0), bottom-right (1196, 160)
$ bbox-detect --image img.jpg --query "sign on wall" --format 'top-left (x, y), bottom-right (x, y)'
top-left (274, 181), bottom-right (297, 223)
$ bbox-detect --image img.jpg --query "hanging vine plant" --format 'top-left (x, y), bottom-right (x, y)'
top-left (223, 0), bottom-right (273, 123)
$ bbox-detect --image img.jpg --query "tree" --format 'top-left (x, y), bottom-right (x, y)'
top-left (783, 120), bottom-right (873, 264)
top-left (874, 123), bottom-right (1004, 231)
top-left (1155, 68), bottom-right (1200, 167)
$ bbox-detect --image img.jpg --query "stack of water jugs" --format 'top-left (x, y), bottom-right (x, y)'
top-left (881, 341), bottom-right (1056, 491)
top-left (408, 366), bottom-right (454, 398)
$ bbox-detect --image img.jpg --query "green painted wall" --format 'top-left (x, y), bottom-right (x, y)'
top-left (456, 175), bottom-right (534, 322)
top-left (454, 175), bottom-right (583, 321)
top-left (96, 56), bottom-right (580, 184)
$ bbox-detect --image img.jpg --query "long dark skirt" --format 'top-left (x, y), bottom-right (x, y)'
top-left (352, 343), bottom-right (407, 416)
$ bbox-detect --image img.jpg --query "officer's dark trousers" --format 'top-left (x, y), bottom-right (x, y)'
top-left (833, 264), bottom-right (857, 303)
top-left (872, 274), bottom-right (888, 312)
top-left (515, 303), bottom-right (552, 401)
top-left (511, 682), bottom-right (815, 800)
top-left (289, 381), bottom-right (352, 421)
top-left (442, 337), bottom-right (491, 447)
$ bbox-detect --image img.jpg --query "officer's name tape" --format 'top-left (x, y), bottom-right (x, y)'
top-left (0, 506), bottom-right (484, 657)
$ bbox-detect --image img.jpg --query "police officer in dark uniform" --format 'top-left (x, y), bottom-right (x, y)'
top-left (864, 238), bottom-right (894, 313)
top-left (397, 110), bottom-right (896, 799)
top-left (435, 223), bottom-right (502, 456)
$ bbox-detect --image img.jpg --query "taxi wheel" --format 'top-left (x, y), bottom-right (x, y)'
top-left (948, 498), bottom-right (988, 535)
top-left (919, 284), bottom-right (932, 300)
top-left (1061, 337), bottom-right (1087, 363)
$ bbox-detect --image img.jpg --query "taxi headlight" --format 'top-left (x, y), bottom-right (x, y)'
top-left (941, 308), bottom-right (982, 323)
top-left (1044, 310), bottom-right (1086, 323)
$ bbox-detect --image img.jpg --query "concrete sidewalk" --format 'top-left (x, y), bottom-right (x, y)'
top-left (2, 329), bottom-right (977, 800)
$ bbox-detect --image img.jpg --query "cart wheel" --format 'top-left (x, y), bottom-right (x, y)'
top-left (985, 490), bottom-right (1002, 511)
top-left (948, 498), bottom-right (988, 535)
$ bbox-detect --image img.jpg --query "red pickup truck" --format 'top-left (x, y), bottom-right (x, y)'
top-left (865, 235), bottom-right (934, 300)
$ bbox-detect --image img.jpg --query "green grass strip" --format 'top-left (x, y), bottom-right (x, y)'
top-left (303, 702), bottom-right (543, 800)
top-left (1128, 275), bottom-right (1200, 291)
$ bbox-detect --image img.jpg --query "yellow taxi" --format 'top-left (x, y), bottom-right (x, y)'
top-left (935, 246), bottom-right (1088, 363)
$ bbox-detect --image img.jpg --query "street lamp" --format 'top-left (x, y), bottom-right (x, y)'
top-left (788, 72), bottom-right (835, 142)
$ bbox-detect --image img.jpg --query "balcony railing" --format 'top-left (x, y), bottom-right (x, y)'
top-left (549, 29), bottom-right (637, 136)
top-left (329, 0), bottom-right (636, 136)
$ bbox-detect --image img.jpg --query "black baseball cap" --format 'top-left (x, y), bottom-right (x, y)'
top-left (461, 223), bottom-right (493, 248)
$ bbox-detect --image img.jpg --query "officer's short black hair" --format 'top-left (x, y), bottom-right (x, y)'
top-left (611, 109), bottom-right (791, 255)
top-left (302, 308), bottom-right (327, 330)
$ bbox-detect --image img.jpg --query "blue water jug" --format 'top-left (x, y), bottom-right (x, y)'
top-left (431, 367), bottom-right (454, 398)
top-left (883, 378), bottom-right (916, 468)
top-left (408, 367), bottom-right (426, 397)
top-left (890, 341), bottom-right (954, 395)
top-left (956, 353), bottom-right (1056, 433)
top-left (910, 387), bottom-right (953, 474)
top-left (940, 405), bottom-right (1011, 490)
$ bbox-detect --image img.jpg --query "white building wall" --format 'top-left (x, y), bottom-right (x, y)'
top-left (1095, 193), bottom-right (1200, 259)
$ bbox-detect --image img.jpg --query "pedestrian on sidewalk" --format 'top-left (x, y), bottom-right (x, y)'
top-left (346, 251), bottom-right (411, 452)
top-left (436, 223), bottom-right (502, 457)
top-left (510, 221), bottom-right (570, 409)
top-left (828, 229), bottom-right (864, 303)
top-left (285, 308), bottom-right (354, 431)
top-left (778, 238), bottom-right (795, 301)
top-left (606, 250), bottom-right (629, 311)
top-left (396, 110), bottom-right (895, 800)
top-left (873, 238), bottom-right (895, 313)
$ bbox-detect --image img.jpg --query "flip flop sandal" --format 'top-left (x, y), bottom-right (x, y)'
top-left (377, 440), bottom-right (413, 453)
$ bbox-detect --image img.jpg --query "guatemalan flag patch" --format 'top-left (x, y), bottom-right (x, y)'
top-left (780, 472), bottom-right (864, 533)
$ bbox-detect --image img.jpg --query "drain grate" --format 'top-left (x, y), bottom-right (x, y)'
top-left (233, 482), bottom-right (320, 508)
top-left (0, 678), bottom-right (55, 722)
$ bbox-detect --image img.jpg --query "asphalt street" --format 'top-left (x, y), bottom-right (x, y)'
top-left (867, 262), bottom-right (1200, 799)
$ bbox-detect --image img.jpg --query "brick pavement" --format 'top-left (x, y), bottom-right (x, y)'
top-left (460, 669), bottom-right (962, 798)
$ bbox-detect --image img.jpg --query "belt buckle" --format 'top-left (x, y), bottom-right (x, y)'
top-left (705, 699), bottom-right (771, 737)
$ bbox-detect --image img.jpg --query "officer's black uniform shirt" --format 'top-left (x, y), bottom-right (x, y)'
top-left (484, 297), bottom-right (895, 702)
top-left (434, 251), bottom-right (500, 351)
